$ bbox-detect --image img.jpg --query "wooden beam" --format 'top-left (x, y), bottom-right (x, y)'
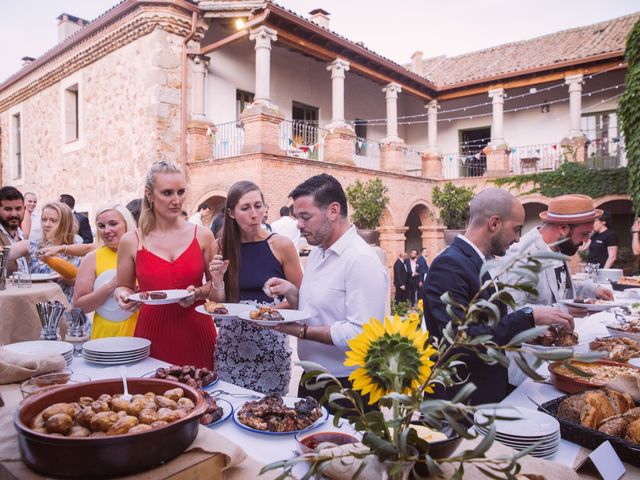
top-left (437, 60), bottom-right (626, 100)
top-left (274, 29), bottom-right (433, 101)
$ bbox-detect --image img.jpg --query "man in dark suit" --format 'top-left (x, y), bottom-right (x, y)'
top-left (393, 253), bottom-right (409, 302)
top-left (417, 248), bottom-right (429, 297)
top-left (405, 249), bottom-right (422, 305)
top-left (59, 194), bottom-right (93, 244)
top-left (423, 188), bottom-right (573, 404)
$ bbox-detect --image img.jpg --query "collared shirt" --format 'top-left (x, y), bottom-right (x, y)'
top-left (298, 226), bottom-right (389, 377)
top-left (30, 211), bottom-right (42, 240)
top-left (188, 212), bottom-right (203, 226)
top-left (458, 234), bottom-right (486, 262)
top-left (0, 224), bottom-right (28, 273)
top-left (270, 216), bottom-right (301, 250)
top-left (410, 258), bottom-right (418, 274)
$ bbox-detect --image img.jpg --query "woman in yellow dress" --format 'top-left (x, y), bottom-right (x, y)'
top-left (74, 205), bottom-right (138, 338)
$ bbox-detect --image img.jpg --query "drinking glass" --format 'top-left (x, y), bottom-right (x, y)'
top-left (17, 271), bottom-right (32, 288)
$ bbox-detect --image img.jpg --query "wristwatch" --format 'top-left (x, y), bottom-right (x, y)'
top-left (521, 306), bottom-right (535, 326)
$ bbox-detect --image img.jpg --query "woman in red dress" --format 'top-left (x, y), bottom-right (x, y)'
top-left (115, 161), bottom-right (217, 369)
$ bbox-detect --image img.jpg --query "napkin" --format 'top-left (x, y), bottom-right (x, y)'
top-left (606, 373), bottom-right (640, 401)
top-left (314, 444), bottom-right (381, 480)
top-left (0, 349), bottom-right (66, 385)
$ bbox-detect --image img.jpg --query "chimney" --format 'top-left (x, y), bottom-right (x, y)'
top-left (57, 13), bottom-right (89, 43)
top-left (21, 56), bottom-right (35, 67)
top-left (411, 51), bottom-right (424, 74)
top-left (309, 8), bottom-right (330, 29)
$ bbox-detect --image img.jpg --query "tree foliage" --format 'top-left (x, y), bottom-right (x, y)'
top-left (432, 182), bottom-right (475, 230)
top-left (618, 18), bottom-right (640, 214)
top-left (346, 178), bottom-right (390, 229)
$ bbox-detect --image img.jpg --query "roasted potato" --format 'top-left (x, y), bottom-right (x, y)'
top-left (76, 407), bottom-right (95, 428)
top-left (127, 398), bottom-right (148, 416)
top-left (151, 420), bottom-right (168, 428)
top-left (46, 413), bottom-right (73, 435)
top-left (111, 397), bottom-right (130, 412)
top-left (128, 424), bottom-right (153, 434)
top-left (155, 395), bottom-right (177, 409)
top-left (68, 425), bottom-right (91, 438)
top-left (157, 408), bottom-right (185, 423)
top-left (177, 397), bottom-right (195, 412)
top-left (107, 415), bottom-right (139, 435)
top-left (163, 388), bottom-right (184, 402)
top-left (91, 400), bottom-right (110, 413)
top-left (78, 396), bottom-right (94, 407)
top-left (90, 411), bottom-right (119, 432)
top-left (98, 394), bottom-right (112, 404)
top-left (138, 408), bottom-right (159, 425)
top-left (42, 403), bottom-right (74, 420)
top-left (31, 413), bottom-right (46, 429)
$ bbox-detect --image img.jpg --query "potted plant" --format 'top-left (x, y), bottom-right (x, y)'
top-left (346, 178), bottom-right (390, 245)
top-left (432, 182), bottom-right (475, 245)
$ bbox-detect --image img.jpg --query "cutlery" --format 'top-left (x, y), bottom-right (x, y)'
top-left (119, 365), bottom-right (133, 401)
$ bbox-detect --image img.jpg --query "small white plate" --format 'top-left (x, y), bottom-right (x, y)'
top-left (561, 299), bottom-right (624, 312)
top-left (195, 303), bottom-right (253, 320)
top-left (238, 308), bottom-right (310, 326)
top-left (82, 337), bottom-right (151, 354)
top-left (605, 324), bottom-right (640, 343)
top-left (233, 397), bottom-right (328, 435)
top-left (474, 406), bottom-right (559, 438)
top-left (129, 289), bottom-right (191, 305)
top-left (30, 273), bottom-right (60, 282)
top-left (94, 269), bottom-right (131, 322)
top-left (4, 340), bottom-right (73, 357)
top-left (203, 398), bottom-right (233, 427)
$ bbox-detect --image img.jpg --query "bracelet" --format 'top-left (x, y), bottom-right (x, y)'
top-left (212, 280), bottom-right (225, 290)
top-left (62, 245), bottom-right (68, 255)
top-left (299, 324), bottom-right (308, 339)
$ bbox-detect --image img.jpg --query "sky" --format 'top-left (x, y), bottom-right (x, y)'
top-left (1, 0), bottom-right (639, 81)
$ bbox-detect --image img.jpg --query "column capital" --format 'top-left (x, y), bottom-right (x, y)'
top-left (564, 73), bottom-right (584, 85)
top-left (488, 87), bottom-right (506, 102)
top-left (382, 82), bottom-right (402, 99)
top-left (249, 26), bottom-right (278, 48)
top-left (425, 100), bottom-right (439, 111)
top-left (192, 55), bottom-right (210, 73)
top-left (327, 58), bottom-right (350, 78)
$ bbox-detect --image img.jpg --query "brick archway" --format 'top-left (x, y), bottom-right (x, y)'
top-left (190, 189), bottom-right (227, 215)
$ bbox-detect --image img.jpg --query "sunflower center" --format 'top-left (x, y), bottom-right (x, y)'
top-left (364, 333), bottom-right (424, 391)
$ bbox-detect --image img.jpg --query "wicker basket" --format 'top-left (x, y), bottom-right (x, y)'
top-left (539, 395), bottom-right (640, 467)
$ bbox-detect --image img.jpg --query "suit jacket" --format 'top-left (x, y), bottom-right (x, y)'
top-left (75, 213), bottom-right (93, 244)
top-left (503, 227), bottom-right (597, 309)
top-left (417, 256), bottom-right (429, 283)
top-left (393, 258), bottom-right (408, 289)
top-left (423, 236), bottom-right (532, 404)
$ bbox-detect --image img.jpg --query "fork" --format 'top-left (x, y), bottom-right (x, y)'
top-left (119, 365), bottom-right (133, 401)
top-left (207, 389), bottom-right (262, 399)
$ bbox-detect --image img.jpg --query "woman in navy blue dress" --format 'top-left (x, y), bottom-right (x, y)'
top-left (209, 181), bottom-right (302, 394)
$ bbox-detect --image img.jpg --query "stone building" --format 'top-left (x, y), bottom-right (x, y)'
top-left (0, 0), bottom-right (637, 275)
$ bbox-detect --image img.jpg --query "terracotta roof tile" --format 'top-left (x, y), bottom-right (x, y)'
top-left (416, 13), bottom-right (639, 87)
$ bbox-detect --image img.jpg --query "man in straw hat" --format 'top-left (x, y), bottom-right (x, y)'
top-left (504, 193), bottom-right (613, 312)
top-left (424, 188), bottom-right (574, 404)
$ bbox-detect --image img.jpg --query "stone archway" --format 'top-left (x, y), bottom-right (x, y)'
top-left (405, 205), bottom-right (430, 256)
top-left (400, 201), bottom-right (443, 264)
top-left (190, 190), bottom-right (227, 230)
top-left (522, 201), bottom-right (548, 234)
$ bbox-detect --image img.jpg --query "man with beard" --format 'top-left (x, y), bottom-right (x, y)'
top-left (423, 188), bottom-right (573, 404)
top-left (264, 174), bottom-right (388, 404)
top-left (504, 194), bottom-right (613, 311)
top-left (0, 186), bottom-right (29, 274)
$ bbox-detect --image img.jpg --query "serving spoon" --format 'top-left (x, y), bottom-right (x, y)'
top-left (119, 365), bottom-right (133, 401)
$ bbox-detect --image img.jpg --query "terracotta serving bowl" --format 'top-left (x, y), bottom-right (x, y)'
top-left (15, 378), bottom-right (206, 478)
top-left (548, 359), bottom-right (640, 394)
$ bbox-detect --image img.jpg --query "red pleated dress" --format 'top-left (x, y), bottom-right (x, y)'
top-left (133, 229), bottom-right (216, 369)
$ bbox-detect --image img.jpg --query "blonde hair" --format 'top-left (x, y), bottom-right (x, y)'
top-left (40, 202), bottom-right (76, 247)
top-left (138, 161), bottom-right (183, 236)
top-left (94, 204), bottom-right (137, 247)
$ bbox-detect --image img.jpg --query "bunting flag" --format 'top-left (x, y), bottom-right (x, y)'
top-left (301, 146), bottom-right (309, 153)
top-left (288, 138), bottom-right (294, 146)
top-left (511, 147), bottom-right (517, 154)
top-left (356, 140), bottom-right (364, 149)
top-left (552, 144), bottom-right (557, 150)
top-left (536, 148), bottom-right (541, 154)
top-left (474, 153), bottom-right (481, 160)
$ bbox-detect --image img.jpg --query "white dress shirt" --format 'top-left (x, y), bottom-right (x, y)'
top-left (188, 212), bottom-right (203, 226)
top-left (29, 211), bottom-right (42, 240)
top-left (298, 226), bottom-right (389, 377)
top-left (270, 216), bottom-right (301, 250)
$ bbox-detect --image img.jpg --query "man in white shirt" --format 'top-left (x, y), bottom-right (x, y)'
top-left (21, 192), bottom-right (41, 240)
top-left (188, 202), bottom-right (211, 226)
top-left (0, 186), bottom-right (29, 274)
top-left (265, 174), bottom-right (388, 403)
top-left (270, 206), bottom-right (300, 249)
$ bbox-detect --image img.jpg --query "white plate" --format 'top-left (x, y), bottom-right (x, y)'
top-left (233, 397), bottom-right (328, 435)
top-left (203, 398), bottom-right (233, 427)
top-left (238, 308), bottom-right (310, 327)
top-left (30, 273), bottom-right (60, 282)
top-left (82, 337), bottom-right (151, 354)
top-left (474, 407), bottom-right (559, 438)
top-left (195, 303), bottom-right (253, 320)
top-left (128, 289), bottom-right (191, 305)
top-left (94, 269), bottom-right (132, 322)
top-left (561, 299), bottom-right (624, 312)
top-left (82, 349), bottom-right (150, 360)
top-left (82, 355), bottom-right (149, 365)
top-left (604, 324), bottom-right (640, 343)
top-left (4, 340), bottom-right (73, 357)
top-left (522, 343), bottom-right (580, 352)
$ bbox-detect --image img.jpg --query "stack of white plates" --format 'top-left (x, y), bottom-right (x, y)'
top-left (474, 407), bottom-right (560, 458)
top-left (82, 337), bottom-right (151, 365)
top-left (4, 340), bottom-right (73, 367)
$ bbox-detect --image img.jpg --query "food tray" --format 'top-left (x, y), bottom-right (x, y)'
top-left (612, 281), bottom-right (640, 291)
top-left (539, 395), bottom-right (640, 467)
top-left (548, 359), bottom-right (640, 394)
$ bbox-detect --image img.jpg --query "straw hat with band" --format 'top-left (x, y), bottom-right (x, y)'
top-left (539, 194), bottom-right (603, 224)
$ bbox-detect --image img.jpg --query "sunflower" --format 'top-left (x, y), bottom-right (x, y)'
top-left (345, 315), bottom-right (437, 404)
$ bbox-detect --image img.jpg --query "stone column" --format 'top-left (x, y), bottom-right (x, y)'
top-left (324, 58), bottom-right (356, 166)
top-left (326, 58), bottom-right (350, 128)
top-left (421, 100), bottom-right (442, 178)
top-left (382, 83), bottom-right (402, 143)
top-left (240, 105), bottom-right (284, 155)
top-left (565, 74), bottom-right (584, 139)
top-left (419, 225), bottom-right (446, 265)
top-left (192, 55), bottom-right (209, 120)
top-left (250, 26), bottom-right (278, 106)
top-left (488, 88), bottom-right (506, 146)
top-left (187, 121), bottom-right (215, 163)
top-left (379, 225), bottom-right (409, 287)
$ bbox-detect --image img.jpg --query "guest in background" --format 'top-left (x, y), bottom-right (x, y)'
top-left (21, 192), bottom-right (41, 240)
top-left (126, 198), bottom-right (143, 225)
top-left (261, 204), bottom-right (272, 232)
top-left (271, 205), bottom-right (301, 251)
top-left (585, 211), bottom-right (618, 269)
top-left (210, 206), bottom-right (225, 239)
top-left (74, 205), bottom-right (138, 339)
top-left (417, 247), bottom-right (429, 297)
top-left (632, 218), bottom-right (640, 256)
top-left (208, 181), bottom-right (302, 394)
top-left (115, 161), bottom-right (217, 369)
top-left (9, 202), bottom-right (81, 303)
top-left (393, 252), bottom-right (409, 302)
top-left (180, 210), bottom-right (189, 220)
top-left (59, 194), bottom-right (94, 244)
top-left (0, 186), bottom-right (29, 275)
top-left (188, 202), bottom-right (211, 226)
top-left (405, 249), bottom-right (422, 305)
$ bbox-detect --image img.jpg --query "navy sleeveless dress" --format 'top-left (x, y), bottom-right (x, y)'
top-left (214, 235), bottom-right (292, 394)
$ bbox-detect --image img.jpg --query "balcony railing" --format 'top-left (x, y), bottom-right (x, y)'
top-left (585, 136), bottom-right (626, 169)
top-left (404, 149), bottom-right (422, 177)
top-left (442, 152), bottom-right (487, 179)
top-left (354, 137), bottom-right (381, 170)
top-left (509, 143), bottom-right (562, 174)
top-left (280, 120), bottom-right (325, 161)
top-left (212, 121), bottom-right (244, 159)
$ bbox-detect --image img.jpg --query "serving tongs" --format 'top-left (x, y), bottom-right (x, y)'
top-left (208, 389), bottom-right (262, 400)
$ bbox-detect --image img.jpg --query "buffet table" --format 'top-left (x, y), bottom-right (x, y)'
top-left (0, 283), bottom-right (69, 346)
